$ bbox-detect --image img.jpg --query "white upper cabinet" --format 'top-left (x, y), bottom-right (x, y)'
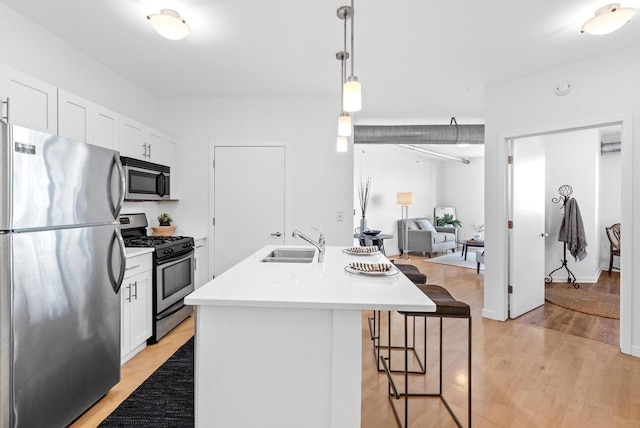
top-left (58, 90), bottom-right (88, 142)
top-left (90, 106), bottom-right (119, 150)
top-left (119, 117), bottom-right (168, 164)
top-left (0, 64), bottom-right (57, 134)
top-left (58, 89), bottom-right (119, 150)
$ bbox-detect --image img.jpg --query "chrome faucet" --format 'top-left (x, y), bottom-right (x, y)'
top-left (292, 227), bottom-right (325, 262)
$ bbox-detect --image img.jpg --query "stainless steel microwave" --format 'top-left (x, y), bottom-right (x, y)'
top-left (121, 156), bottom-right (170, 201)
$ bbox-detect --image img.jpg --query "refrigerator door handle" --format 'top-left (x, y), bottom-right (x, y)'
top-left (108, 153), bottom-right (126, 218)
top-left (107, 228), bottom-right (127, 294)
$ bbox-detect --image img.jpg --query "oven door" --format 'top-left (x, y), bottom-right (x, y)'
top-left (155, 250), bottom-right (194, 314)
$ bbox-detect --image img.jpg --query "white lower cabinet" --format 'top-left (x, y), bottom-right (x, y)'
top-left (194, 238), bottom-right (208, 289)
top-left (121, 253), bottom-right (153, 364)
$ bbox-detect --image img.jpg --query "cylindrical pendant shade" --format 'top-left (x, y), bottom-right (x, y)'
top-left (338, 114), bottom-right (352, 137)
top-left (397, 192), bottom-right (414, 206)
top-left (343, 77), bottom-right (361, 112)
top-left (336, 136), bottom-right (348, 152)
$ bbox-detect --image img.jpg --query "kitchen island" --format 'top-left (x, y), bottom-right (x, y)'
top-left (185, 245), bottom-right (435, 427)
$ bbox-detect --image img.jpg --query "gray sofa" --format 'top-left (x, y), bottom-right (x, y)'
top-left (397, 218), bottom-right (457, 257)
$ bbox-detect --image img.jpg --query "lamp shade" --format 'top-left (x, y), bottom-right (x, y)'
top-left (338, 113), bottom-right (352, 137)
top-left (336, 136), bottom-right (348, 152)
top-left (343, 77), bottom-right (362, 112)
top-left (147, 9), bottom-right (191, 40)
top-left (397, 192), bottom-right (414, 206)
top-left (581, 3), bottom-right (635, 35)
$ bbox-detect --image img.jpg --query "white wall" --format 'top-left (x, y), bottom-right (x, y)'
top-left (0, 3), bottom-right (161, 128)
top-left (598, 145), bottom-right (622, 270)
top-left (159, 96), bottom-right (354, 262)
top-left (484, 45), bottom-right (639, 356)
top-left (439, 157), bottom-right (485, 241)
top-left (353, 145), bottom-right (484, 255)
top-left (543, 129), bottom-right (600, 282)
top-left (353, 145), bottom-right (441, 255)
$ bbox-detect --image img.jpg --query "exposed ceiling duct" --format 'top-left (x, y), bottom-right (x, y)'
top-left (354, 124), bottom-right (484, 145)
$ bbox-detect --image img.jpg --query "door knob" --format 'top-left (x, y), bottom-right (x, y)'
top-left (271, 232), bottom-right (282, 237)
top-left (541, 233), bottom-right (549, 237)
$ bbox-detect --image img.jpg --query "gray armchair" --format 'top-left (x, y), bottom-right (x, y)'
top-left (397, 218), bottom-right (457, 257)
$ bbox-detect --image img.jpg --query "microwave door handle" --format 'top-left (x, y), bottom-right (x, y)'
top-left (157, 172), bottom-right (167, 197)
top-left (107, 153), bottom-right (126, 218)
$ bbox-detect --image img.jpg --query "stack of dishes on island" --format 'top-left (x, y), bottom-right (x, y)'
top-left (343, 246), bottom-right (398, 276)
top-left (343, 245), bottom-right (380, 255)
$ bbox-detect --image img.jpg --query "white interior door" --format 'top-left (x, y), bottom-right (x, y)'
top-left (213, 146), bottom-right (285, 277)
top-left (509, 137), bottom-right (546, 318)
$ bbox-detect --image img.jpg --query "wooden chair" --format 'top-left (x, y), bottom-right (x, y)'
top-left (605, 223), bottom-right (621, 273)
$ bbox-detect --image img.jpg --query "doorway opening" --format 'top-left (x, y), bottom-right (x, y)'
top-left (507, 124), bottom-right (622, 347)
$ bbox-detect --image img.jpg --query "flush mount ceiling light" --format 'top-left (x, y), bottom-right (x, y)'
top-left (147, 9), bottom-right (191, 40)
top-left (581, 3), bottom-right (635, 35)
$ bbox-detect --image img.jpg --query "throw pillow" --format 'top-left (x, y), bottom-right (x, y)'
top-left (416, 219), bottom-right (437, 233)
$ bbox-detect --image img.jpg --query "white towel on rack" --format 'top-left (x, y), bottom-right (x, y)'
top-left (558, 198), bottom-right (588, 261)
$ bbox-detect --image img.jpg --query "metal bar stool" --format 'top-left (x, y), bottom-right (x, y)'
top-left (380, 284), bottom-right (472, 428)
top-left (368, 264), bottom-right (428, 373)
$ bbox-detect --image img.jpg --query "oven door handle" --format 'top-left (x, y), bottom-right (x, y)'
top-left (156, 249), bottom-right (194, 265)
top-left (157, 302), bottom-right (190, 320)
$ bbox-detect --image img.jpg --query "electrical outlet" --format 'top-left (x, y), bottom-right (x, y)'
top-left (336, 211), bottom-right (344, 222)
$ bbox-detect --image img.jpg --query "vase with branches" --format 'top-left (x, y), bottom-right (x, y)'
top-left (358, 175), bottom-right (371, 233)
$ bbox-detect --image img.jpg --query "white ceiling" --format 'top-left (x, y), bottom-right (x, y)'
top-left (2, 0), bottom-right (639, 125)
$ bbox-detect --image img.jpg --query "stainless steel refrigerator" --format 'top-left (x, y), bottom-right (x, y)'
top-left (0, 122), bottom-right (127, 427)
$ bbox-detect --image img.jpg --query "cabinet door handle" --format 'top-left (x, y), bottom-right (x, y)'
top-left (271, 232), bottom-right (282, 237)
top-left (148, 144), bottom-right (151, 158)
top-left (2, 97), bottom-right (10, 123)
top-left (132, 281), bottom-right (138, 299)
top-left (126, 284), bottom-right (132, 302)
top-left (142, 143), bottom-right (147, 158)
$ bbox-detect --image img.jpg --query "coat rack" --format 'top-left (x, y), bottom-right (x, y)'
top-left (546, 184), bottom-right (580, 289)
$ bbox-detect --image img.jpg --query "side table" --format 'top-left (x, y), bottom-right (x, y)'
top-left (458, 239), bottom-right (484, 260)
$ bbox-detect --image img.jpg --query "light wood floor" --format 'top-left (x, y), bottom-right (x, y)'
top-left (73, 257), bottom-right (639, 428)
top-left (514, 271), bottom-right (620, 346)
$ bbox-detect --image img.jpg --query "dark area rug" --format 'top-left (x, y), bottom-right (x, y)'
top-left (545, 283), bottom-right (619, 319)
top-left (99, 338), bottom-right (194, 427)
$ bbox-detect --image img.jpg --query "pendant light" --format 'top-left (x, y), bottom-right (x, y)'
top-left (336, 136), bottom-right (348, 152)
top-left (147, 9), bottom-right (191, 40)
top-left (581, 3), bottom-right (635, 35)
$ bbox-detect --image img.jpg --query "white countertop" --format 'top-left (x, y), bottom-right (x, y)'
top-left (125, 247), bottom-right (154, 258)
top-left (185, 245), bottom-right (435, 312)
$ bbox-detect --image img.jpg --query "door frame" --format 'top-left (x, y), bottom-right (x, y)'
top-left (207, 142), bottom-right (291, 279)
top-left (494, 113), bottom-right (632, 354)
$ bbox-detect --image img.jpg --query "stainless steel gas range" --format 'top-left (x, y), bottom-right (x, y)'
top-left (119, 213), bottom-right (194, 343)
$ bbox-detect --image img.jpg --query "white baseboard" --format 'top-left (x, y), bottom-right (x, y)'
top-left (482, 308), bottom-right (507, 321)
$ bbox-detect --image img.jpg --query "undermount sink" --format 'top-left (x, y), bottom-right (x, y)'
top-left (262, 248), bottom-right (316, 263)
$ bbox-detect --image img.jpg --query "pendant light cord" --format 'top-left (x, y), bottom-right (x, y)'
top-left (350, 0), bottom-right (355, 78)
